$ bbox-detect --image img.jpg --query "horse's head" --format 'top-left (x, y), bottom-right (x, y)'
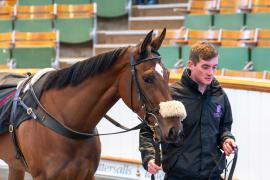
top-left (119, 28), bottom-right (186, 143)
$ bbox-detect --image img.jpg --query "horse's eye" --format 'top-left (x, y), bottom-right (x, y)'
top-left (142, 75), bottom-right (155, 84)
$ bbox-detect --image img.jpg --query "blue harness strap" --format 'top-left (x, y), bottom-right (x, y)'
top-left (9, 75), bottom-right (32, 169)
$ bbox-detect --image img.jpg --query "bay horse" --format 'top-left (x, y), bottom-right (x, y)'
top-left (0, 29), bottom-right (186, 180)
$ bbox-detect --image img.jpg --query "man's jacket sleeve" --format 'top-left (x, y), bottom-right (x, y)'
top-left (219, 94), bottom-right (235, 148)
top-left (139, 125), bottom-right (155, 170)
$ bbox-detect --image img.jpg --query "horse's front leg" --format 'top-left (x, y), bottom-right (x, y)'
top-left (8, 166), bottom-right (25, 180)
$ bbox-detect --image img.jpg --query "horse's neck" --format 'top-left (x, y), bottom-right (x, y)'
top-left (40, 71), bottom-right (122, 132)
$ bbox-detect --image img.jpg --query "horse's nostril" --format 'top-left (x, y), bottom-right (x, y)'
top-left (168, 127), bottom-right (177, 140)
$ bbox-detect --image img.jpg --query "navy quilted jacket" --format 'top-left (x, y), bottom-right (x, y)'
top-left (139, 69), bottom-right (235, 179)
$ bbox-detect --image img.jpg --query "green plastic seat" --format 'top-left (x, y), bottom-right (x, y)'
top-left (15, 5), bottom-right (54, 32)
top-left (0, 19), bottom-right (12, 32)
top-left (55, 0), bottom-right (91, 4)
top-left (246, 13), bottom-right (270, 29)
top-left (96, 0), bottom-right (129, 18)
top-left (0, 32), bottom-right (12, 66)
top-left (0, 48), bottom-right (10, 66)
top-left (213, 13), bottom-right (245, 30)
top-left (56, 3), bottom-right (95, 43)
top-left (251, 47), bottom-right (270, 71)
top-left (184, 14), bottom-right (213, 30)
top-left (159, 45), bottom-right (181, 68)
top-left (0, 20), bottom-right (12, 33)
top-left (0, 6), bottom-right (13, 33)
top-left (12, 31), bottom-right (58, 68)
top-left (56, 18), bottom-right (94, 43)
top-left (181, 45), bottom-right (192, 68)
top-left (13, 47), bottom-right (55, 68)
top-left (18, 0), bottom-right (53, 5)
top-left (217, 47), bottom-right (249, 70)
top-left (15, 19), bottom-right (53, 32)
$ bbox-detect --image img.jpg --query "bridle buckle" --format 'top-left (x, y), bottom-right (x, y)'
top-left (9, 124), bottom-right (14, 133)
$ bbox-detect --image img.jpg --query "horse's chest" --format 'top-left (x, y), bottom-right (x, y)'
top-left (29, 137), bottom-right (101, 179)
top-left (36, 149), bottom-right (101, 179)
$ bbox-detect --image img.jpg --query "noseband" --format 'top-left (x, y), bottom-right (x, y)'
top-left (129, 49), bottom-right (162, 136)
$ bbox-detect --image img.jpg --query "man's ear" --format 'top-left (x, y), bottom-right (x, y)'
top-left (138, 30), bottom-right (153, 54)
top-left (187, 60), bottom-right (193, 69)
top-left (151, 28), bottom-right (166, 50)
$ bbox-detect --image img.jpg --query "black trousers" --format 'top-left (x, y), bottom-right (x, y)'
top-left (164, 174), bottom-right (223, 180)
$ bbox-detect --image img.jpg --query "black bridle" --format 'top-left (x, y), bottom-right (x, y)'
top-left (129, 49), bottom-right (163, 180)
top-left (130, 49), bottom-right (163, 133)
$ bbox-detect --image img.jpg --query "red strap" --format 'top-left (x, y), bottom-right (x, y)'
top-left (0, 90), bottom-right (16, 106)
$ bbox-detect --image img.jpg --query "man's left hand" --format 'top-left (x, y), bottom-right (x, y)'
top-left (223, 138), bottom-right (237, 156)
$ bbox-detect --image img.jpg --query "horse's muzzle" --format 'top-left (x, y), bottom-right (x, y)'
top-left (158, 100), bottom-right (186, 143)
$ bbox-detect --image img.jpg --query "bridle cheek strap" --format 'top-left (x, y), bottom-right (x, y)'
top-left (129, 50), bottom-right (161, 112)
top-left (159, 100), bottom-right (187, 121)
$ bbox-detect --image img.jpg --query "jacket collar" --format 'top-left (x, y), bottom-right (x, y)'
top-left (181, 68), bottom-right (222, 95)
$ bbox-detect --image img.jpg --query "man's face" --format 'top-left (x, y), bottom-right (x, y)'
top-left (188, 56), bottom-right (218, 87)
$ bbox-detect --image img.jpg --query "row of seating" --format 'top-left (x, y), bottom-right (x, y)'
top-left (158, 28), bottom-right (270, 71)
top-left (1, 0), bottom-right (130, 18)
top-left (0, 0), bottom-right (92, 6)
top-left (0, 31), bottom-right (59, 68)
top-left (162, 28), bottom-right (270, 46)
top-left (0, 0), bottom-right (131, 70)
top-left (182, 0), bottom-right (270, 14)
top-left (178, 0), bottom-right (270, 30)
top-left (0, 3), bottom-right (96, 43)
top-left (184, 12), bottom-right (270, 30)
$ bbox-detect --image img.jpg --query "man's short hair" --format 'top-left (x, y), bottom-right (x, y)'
top-left (189, 41), bottom-right (218, 65)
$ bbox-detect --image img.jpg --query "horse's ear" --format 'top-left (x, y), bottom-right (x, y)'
top-left (139, 30), bottom-right (153, 54)
top-left (152, 28), bottom-right (166, 51)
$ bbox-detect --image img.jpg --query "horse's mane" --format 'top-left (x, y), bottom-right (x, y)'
top-left (43, 47), bottom-right (127, 91)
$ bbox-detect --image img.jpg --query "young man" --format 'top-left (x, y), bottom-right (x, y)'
top-left (139, 41), bottom-right (237, 180)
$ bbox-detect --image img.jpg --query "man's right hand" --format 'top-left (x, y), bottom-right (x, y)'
top-left (147, 159), bottom-right (162, 174)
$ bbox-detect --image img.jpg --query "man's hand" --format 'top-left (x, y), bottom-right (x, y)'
top-left (147, 159), bottom-right (162, 174)
top-left (223, 138), bottom-right (237, 156)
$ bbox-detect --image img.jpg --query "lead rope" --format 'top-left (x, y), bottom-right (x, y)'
top-left (150, 126), bottom-right (161, 180)
top-left (151, 140), bottom-right (161, 180)
top-left (225, 147), bottom-right (238, 180)
top-left (208, 146), bottom-right (238, 180)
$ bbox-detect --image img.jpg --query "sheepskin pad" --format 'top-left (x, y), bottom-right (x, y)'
top-left (159, 100), bottom-right (187, 121)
